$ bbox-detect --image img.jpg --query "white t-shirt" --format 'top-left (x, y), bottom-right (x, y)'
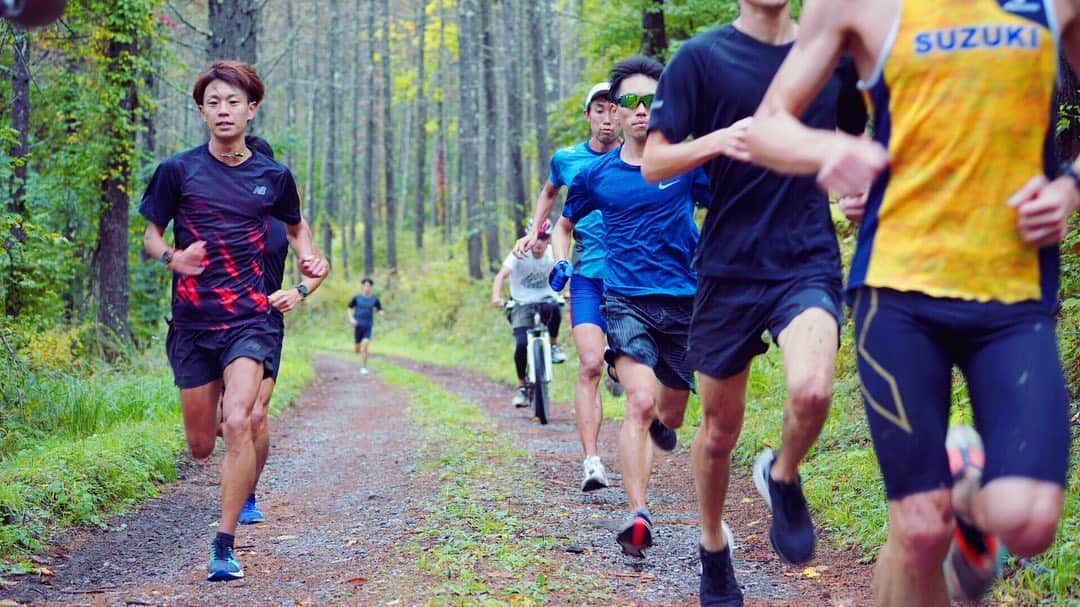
top-left (504, 247), bottom-right (557, 304)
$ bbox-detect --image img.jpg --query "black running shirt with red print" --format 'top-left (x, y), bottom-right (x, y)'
top-left (140, 145), bottom-right (302, 330)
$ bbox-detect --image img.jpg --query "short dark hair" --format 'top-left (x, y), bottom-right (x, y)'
top-left (361, 277), bottom-right (374, 286)
top-left (608, 55), bottom-right (664, 99)
top-left (193, 60), bottom-right (265, 106)
top-left (245, 135), bottom-right (275, 159)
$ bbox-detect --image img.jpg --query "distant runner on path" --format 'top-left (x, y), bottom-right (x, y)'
top-left (347, 277), bottom-right (385, 376)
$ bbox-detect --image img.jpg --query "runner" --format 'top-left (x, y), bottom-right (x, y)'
top-left (745, 1), bottom-right (1076, 605)
top-left (347, 278), bottom-right (384, 376)
top-left (515, 81), bottom-right (622, 491)
top-left (493, 221), bottom-right (565, 408)
top-left (235, 136), bottom-right (327, 526)
top-left (561, 55), bottom-right (710, 557)
top-left (140, 60), bottom-right (327, 582)
top-left (640, 2), bottom-right (867, 603)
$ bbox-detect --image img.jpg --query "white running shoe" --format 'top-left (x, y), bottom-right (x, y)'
top-left (511, 387), bottom-right (528, 408)
top-left (581, 455), bottom-right (609, 492)
top-left (360, 367), bottom-right (369, 376)
top-left (551, 343), bottom-right (567, 364)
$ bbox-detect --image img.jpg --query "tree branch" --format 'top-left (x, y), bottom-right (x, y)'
top-left (166, 0), bottom-right (211, 38)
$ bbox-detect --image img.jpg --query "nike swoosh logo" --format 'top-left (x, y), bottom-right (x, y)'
top-left (658, 180), bottom-right (680, 190)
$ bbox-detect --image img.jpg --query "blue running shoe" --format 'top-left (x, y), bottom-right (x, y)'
top-left (753, 448), bottom-right (815, 564)
top-left (207, 542), bottom-right (244, 582)
top-left (238, 494), bottom-right (265, 525)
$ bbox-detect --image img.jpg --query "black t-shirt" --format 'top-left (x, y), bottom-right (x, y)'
top-left (263, 218), bottom-right (289, 324)
top-left (139, 145), bottom-right (302, 329)
top-left (649, 25), bottom-right (867, 280)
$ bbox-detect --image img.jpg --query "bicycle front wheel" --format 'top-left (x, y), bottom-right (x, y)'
top-left (532, 341), bottom-right (549, 425)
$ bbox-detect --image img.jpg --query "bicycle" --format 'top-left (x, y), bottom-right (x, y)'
top-left (504, 296), bottom-right (564, 425)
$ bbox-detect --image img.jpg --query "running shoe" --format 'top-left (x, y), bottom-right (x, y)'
top-left (581, 455), bottom-right (609, 492)
top-left (207, 542), bottom-right (244, 582)
top-left (238, 494), bottom-right (264, 525)
top-left (551, 343), bottom-right (567, 364)
top-left (699, 535), bottom-right (743, 607)
top-left (360, 367), bottom-right (369, 376)
top-left (648, 418), bottom-right (677, 452)
top-left (511, 386), bottom-right (528, 408)
top-left (615, 508), bottom-right (653, 557)
top-left (753, 448), bottom-right (815, 564)
top-left (943, 424), bottom-right (1005, 602)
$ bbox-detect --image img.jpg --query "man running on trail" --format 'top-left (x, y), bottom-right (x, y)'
top-left (514, 82), bottom-right (622, 492)
top-left (640, 1), bottom-right (867, 603)
top-left (140, 61), bottom-right (327, 582)
top-left (493, 222), bottom-right (565, 408)
top-left (746, 1), bottom-right (1077, 605)
top-left (347, 278), bottom-right (384, 376)
top-left (234, 136), bottom-right (327, 526)
top-left (561, 55), bottom-right (711, 558)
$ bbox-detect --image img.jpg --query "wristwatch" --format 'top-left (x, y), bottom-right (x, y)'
top-left (1060, 162), bottom-right (1080, 194)
top-left (160, 249), bottom-right (174, 266)
top-left (295, 283), bottom-right (309, 299)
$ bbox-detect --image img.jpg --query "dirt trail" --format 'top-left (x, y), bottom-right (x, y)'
top-left (2, 354), bottom-right (872, 606)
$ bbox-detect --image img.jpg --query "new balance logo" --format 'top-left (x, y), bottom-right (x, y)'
top-left (658, 179), bottom-right (680, 190)
top-left (1001, 0), bottom-right (1042, 13)
top-left (252, 185), bottom-right (268, 195)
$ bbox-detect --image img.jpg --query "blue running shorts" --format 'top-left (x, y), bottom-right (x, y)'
top-left (569, 274), bottom-right (605, 332)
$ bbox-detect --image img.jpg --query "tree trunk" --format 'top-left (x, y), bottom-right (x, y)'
top-left (346, 0), bottom-right (363, 279)
top-left (525, 0), bottom-right (550, 194)
top-left (435, 0), bottom-right (449, 238)
top-left (322, 0), bottom-right (341, 267)
top-left (641, 0), bottom-right (667, 61)
top-left (458, 0), bottom-right (482, 278)
top-left (363, 0), bottom-right (377, 277)
top-left (284, 0), bottom-right (298, 171)
top-left (304, 2), bottom-right (322, 224)
top-left (8, 26), bottom-right (29, 248)
top-left (480, 0), bottom-right (500, 268)
top-left (414, 0), bottom-right (428, 250)
top-left (97, 33), bottom-right (140, 353)
top-left (500, 1), bottom-right (527, 238)
top-left (207, 0), bottom-right (258, 64)
top-left (381, 0), bottom-right (397, 272)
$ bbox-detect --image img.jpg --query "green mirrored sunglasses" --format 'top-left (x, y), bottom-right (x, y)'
top-left (616, 93), bottom-right (655, 110)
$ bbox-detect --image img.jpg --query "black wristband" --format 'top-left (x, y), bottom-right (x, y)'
top-left (295, 283), bottom-right (309, 299)
top-left (1060, 162), bottom-right (1080, 194)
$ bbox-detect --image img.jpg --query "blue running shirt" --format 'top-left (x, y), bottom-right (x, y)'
top-left (549, 141), bottom-right (606, 279)
top-left (563, 147), bottom-right (708, 298)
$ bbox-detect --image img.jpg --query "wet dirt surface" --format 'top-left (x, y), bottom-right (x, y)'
top-left (2, 354), bottom-right (874, 606)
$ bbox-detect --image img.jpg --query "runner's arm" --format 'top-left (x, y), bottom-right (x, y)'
top-left (284, 218), bottom-right (328, 278)
top-left (551, 216), bottom-right (574, 263)
top-left (268, 247), bottom-right (329, 313)
top-left (514, 180), bottom-right (560, 257)
top-left (142, 221), bottom-right (206, 276)
top-left (641, 121), bottom-right (752, 184)
top-left (491, 266), bottom-right (511, 308)
top-left (747, 0), bottom-right (886, 194)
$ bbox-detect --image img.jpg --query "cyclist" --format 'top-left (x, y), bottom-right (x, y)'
top-left (561, 56), bottom-right (710, 558)
top-left (347, 277), bottom-right (384, 376)
top-left (641, 1), bottom-right (867, 602)
top-left (140, 61), bottom-right (327, 581)
top-left (746, 0), bottom-right (1077, 605)
top-left (492, 221), bottom-right (565, 408)
top-left (515, 81), bottom-right (621, 491)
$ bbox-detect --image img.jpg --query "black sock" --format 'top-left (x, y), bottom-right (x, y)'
top-left (214, 532), bottom-right (235, 549)
top-left (956, 516), bottom-right (988, 553)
